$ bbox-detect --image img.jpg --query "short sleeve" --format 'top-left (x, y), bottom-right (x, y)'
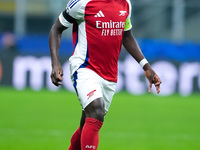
top-left (124, 0), bottom-right (132, 31)
top-left (66, 0), bottom-right (85, 20)
top-left (59, 0), bottom-right (86, 27)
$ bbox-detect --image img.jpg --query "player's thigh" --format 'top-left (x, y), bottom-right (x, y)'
top-left (101, 79), bottom-right (116, 112)
top-left (74, 68), bottom-right (103, 110)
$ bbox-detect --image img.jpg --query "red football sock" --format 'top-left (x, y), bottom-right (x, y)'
top-left (81, 118), bottom-right (103, 150)
top-left (68, 127), bottom-right (82, 150)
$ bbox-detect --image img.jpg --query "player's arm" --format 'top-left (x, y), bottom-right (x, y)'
top-left (49, 0), bottom-right (82, 87)
top-left (122, 30), bottom-right (162, 94)
top-left (49, 19), bottom-right (68, 87)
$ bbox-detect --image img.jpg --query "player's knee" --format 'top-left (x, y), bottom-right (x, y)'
top-left (84, 98), bottom-right (105, 122)
top-left (92, 107), bottom-right (105, 121)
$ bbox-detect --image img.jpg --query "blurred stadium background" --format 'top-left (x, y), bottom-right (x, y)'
top-left (0, 0), bottom-right (200, 96)
top-left (0, 0), bottom-right (200, 150)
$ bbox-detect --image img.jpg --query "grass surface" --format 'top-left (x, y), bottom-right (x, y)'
top-left (0, 87), bottom-right (200, 150)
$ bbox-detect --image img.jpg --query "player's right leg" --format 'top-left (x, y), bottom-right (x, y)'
top-left (69, 68), bottom-right (104, 150)
top-left (80, 97), bottom-right (105, 150)
top-left (69, 68), bottom-right (116, 150)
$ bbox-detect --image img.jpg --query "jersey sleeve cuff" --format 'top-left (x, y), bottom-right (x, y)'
top-left (124, 25), bottom-right (132, 31)
top-left (59, 12), bottom-right (72, 28)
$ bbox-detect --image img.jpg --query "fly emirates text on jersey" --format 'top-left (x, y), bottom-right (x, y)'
top-left (96, 20), bottom-right (125, 36)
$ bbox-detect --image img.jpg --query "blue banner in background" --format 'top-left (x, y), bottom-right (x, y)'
top-left (0, 34), bottom-right (200, 95)
top-left (138, 39), bottom-right (200, 62)
top-left (15, 35), bottom-right (73, 56)
top-left (1, 34), bottom-right (199, 62)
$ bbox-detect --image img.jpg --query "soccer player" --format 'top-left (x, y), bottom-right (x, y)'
top-left (49, 0), bottom-right (162, 149)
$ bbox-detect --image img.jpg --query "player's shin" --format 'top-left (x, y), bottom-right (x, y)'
top-left (81, 117), bottom-right (103, 150)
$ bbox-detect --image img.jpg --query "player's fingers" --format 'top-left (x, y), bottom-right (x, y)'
top-left (56, 70), bottom-right (63, 81)
top-left (51, 76), bottom-right (58, 86)
top-left (155, 82), bottom-right (161, 94)
top-left (148, 83), bottom-right (152, 93)
top-left (58, 72), bottom-right (63, 81)
top-left (155, 85), bottom-right (160, 94)
top-left (154, 75), bottom-right (162, 86)
top-left (52, 71), bottom-right (63, 82)
top-left (53, 79), bottom-right (63, 87)
top-left (53, 76), bottom-right (63, 86)
top-left (154, 75), bottom-right (162, 94)
top-left (51, 72), bottom-right (62, 87)
top-left (56, 82), bottom-right (63, 87)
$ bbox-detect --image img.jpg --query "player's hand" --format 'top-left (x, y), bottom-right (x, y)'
top-left (50, 64), bottom-right (63, 87)
top-left (144, 67), bottom-right (162, 94)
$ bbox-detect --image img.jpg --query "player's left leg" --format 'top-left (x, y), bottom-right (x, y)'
top-left (68, 127), bottom-right (81, 150)
top-left (68, 112), bottom-right (85, 150)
